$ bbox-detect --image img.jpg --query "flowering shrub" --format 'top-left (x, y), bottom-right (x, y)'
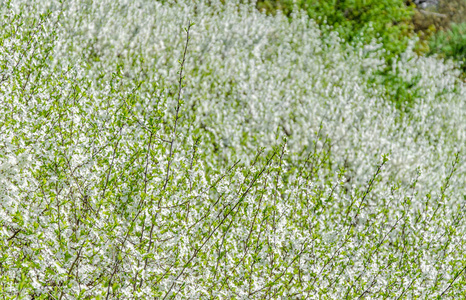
top-left (0, 0), bottom-right (465, 298)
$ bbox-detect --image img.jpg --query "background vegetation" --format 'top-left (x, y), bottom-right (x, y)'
top-left (428, 22), bottom-right (466, 73)
top-left (256, 0), bottom-right (466, 74)
top-left (257, 0), bottom-right (415, 60)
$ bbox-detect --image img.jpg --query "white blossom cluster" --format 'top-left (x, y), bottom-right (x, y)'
top-left (0, 0), bottom-right (465, 298)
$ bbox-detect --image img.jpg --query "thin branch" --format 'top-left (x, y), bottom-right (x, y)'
top-left (418, 9), bottom-right (447, 18)
top-left (163, 21), bottom-right (194, 191)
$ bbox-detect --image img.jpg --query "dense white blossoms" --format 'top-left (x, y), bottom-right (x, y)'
top-left (0, 0), bottom-right (465, 298)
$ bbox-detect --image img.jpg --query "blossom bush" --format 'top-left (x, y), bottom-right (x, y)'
top-left (0, 0), bottom-right (465, 298)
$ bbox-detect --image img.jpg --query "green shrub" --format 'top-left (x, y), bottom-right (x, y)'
top-left (428, 22), bottom-right (466, 73)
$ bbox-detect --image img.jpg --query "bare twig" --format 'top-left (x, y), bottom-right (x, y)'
top-left (162, 21), bottom-right (194, 191)
top-left (418, 9), bottom-right (447, 18)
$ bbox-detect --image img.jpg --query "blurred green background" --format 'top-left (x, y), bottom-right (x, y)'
top-left (255, 0), bottom-right (466, 73)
